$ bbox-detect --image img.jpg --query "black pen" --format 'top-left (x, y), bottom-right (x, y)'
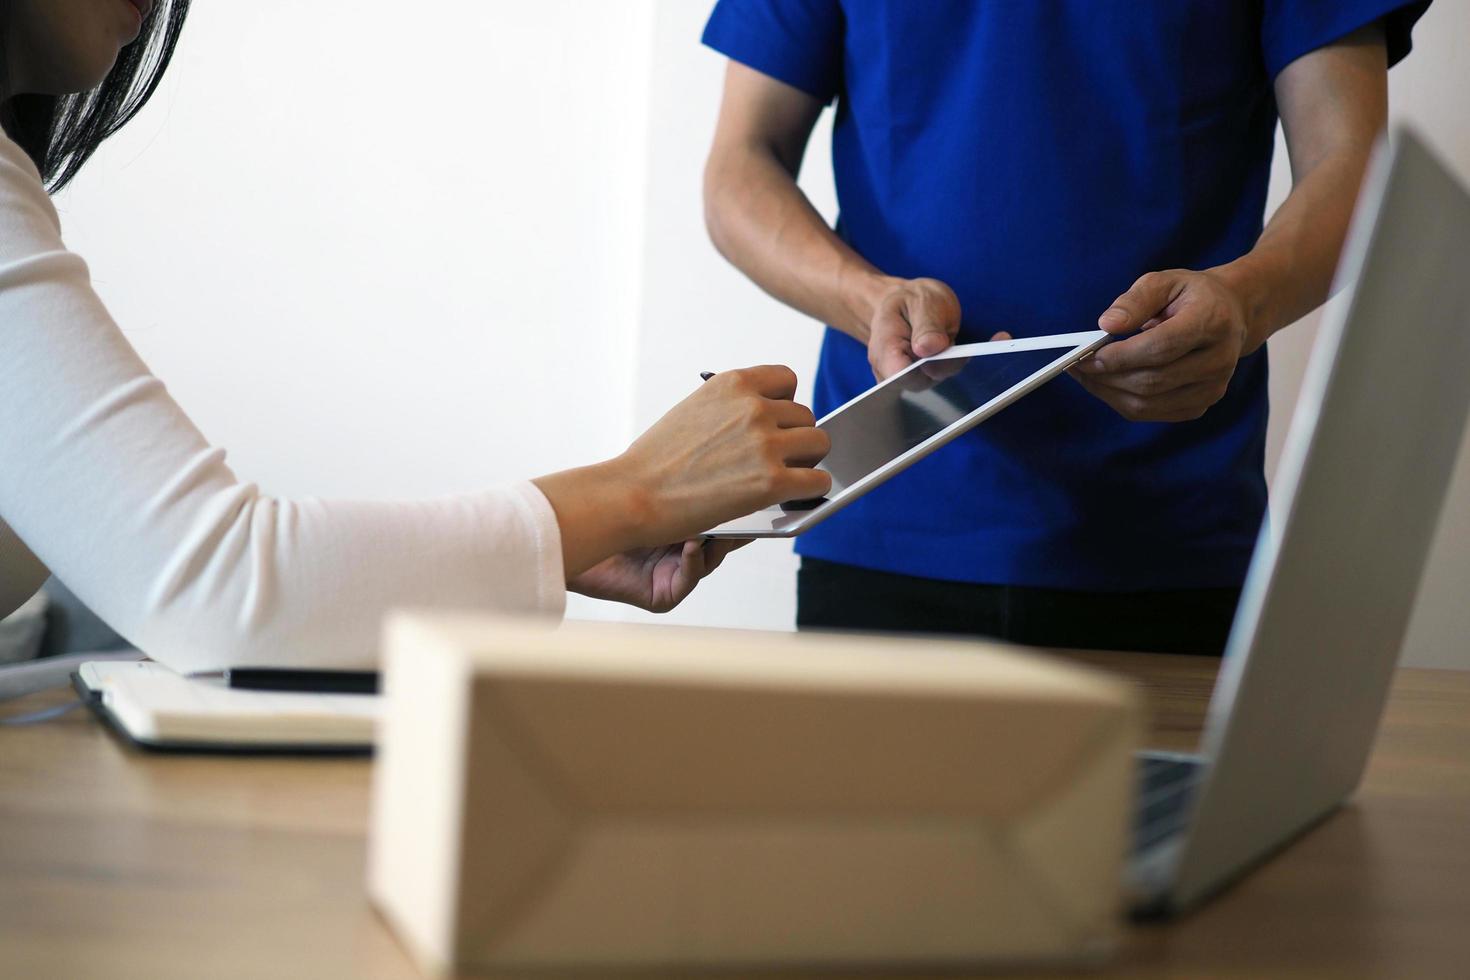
top-left (226, 668), bottom-right (379, 695)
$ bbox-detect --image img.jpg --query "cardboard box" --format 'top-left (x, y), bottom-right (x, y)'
top-left (369, 615), bottom-right (1139, 974)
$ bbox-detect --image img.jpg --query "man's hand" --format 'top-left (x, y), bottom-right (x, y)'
top-left (569, 539), bottom-right (748, 613)
top-left (1073, 24), bottom-right (1389, 425)
top-left (866, 277), bottom-right (962, 380)
top-left (1072, 269), bottom-right (1254, 422)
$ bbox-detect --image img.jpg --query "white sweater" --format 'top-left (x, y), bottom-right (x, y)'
top-left (0, 133), bottom-right (566, 672)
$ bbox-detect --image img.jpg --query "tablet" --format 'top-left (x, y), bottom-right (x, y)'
top-left (704, 330), bottom-right (1110, 538)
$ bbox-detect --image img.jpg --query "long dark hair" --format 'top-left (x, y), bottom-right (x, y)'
top-left (1, 0), bottom-right (191, 191)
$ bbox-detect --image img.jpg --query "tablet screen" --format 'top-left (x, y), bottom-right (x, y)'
top-left (819, 345), bottom-right (1064, 496)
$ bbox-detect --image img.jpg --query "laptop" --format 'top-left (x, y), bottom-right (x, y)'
top-left (1128, 125), bottom-right (1470, 915)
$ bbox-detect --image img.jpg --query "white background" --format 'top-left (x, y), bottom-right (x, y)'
top-left (58, 0), bottom-right (1470, 668)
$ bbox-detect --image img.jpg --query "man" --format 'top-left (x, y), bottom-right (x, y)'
top-left (702, 1), bottom-right (1427, 654)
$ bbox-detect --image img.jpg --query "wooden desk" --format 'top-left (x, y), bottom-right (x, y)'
top-left (2, 652), bottom-right (1468, 979)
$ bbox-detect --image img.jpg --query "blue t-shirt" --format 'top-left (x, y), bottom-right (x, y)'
top-left (704, 0), bottom-right (1426, 592)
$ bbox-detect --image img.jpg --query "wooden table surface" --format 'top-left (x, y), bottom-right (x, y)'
top-left (1, 651), bottom-right (1467, 979)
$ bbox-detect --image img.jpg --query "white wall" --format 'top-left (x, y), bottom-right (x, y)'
top-left (56, 1), bottom-right (1470, 666)
top-left (60, 0), bottom-right (654, 502)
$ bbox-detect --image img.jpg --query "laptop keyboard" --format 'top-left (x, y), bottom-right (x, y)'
top-left (1133, 755), bottom-right (1201, 855)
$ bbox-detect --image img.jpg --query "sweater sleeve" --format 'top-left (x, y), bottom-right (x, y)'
top-left (0, 135), bottom-right (566, 673)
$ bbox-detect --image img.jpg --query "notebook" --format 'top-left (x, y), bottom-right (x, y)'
top-left (74, 660), bottom-right (378, 753)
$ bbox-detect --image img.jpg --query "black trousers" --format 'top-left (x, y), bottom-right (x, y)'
top-left (797, 558), bottom-right (1240, 656)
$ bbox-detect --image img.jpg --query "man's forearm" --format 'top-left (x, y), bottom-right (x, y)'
top-left (1210, 141), bottom-right (1379, 354)
top-left (1210, 22), bottom-right (1387, 354)
top-left (704, 141), bottom-right (889, 343)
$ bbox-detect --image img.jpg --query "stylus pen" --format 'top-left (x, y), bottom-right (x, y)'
top-left (226, 668), bottom-right (380, 695)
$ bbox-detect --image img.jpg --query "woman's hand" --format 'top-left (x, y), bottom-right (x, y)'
top-left (533, 364), bottom-right (829, 583)
top-left (617, 365), bottom-right (832, 537)
top-left (568, 538), bottom-right (749, 612)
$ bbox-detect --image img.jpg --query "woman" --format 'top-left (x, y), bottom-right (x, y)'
top-left (0, 0), bottom-right (831, 671)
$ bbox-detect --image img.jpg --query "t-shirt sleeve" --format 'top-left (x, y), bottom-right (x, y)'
top-left (1262, 0), bottom-right (1431, 80)
top-left (701, 0), bottom-right (845, 102)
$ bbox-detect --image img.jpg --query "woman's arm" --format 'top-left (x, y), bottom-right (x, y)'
top-left (0, 176), bottom-right (566, 671)
top-left (0, 136), bottom-right (827, 673)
